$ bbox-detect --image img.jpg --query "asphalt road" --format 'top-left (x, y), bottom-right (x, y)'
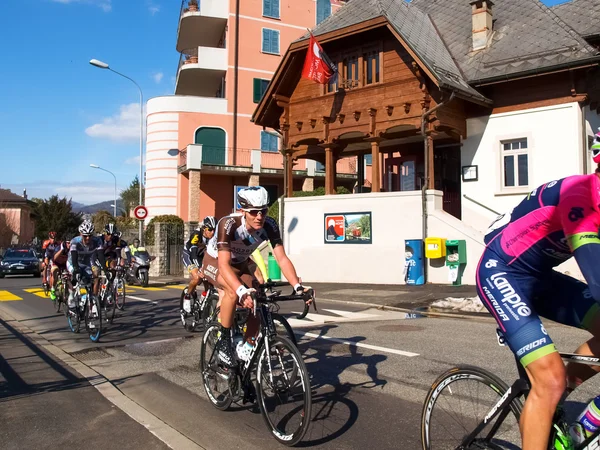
top-left (2, 274), bottom-right (600, 449)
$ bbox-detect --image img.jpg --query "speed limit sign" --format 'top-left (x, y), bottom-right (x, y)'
top-left (133, 205), bottom-right (148, 220)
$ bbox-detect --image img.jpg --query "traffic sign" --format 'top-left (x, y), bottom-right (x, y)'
top-left (134, 205), bottom-right (148, 220)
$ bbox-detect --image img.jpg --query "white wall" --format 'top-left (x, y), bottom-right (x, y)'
top-left (461, 102), bottom-right (583, 234)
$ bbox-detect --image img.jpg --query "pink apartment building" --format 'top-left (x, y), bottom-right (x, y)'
top-left (145, 0), bottom-right (359, 223)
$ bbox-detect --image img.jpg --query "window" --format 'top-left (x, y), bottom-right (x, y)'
top-left (324, 44), bottom-right (382, 94)
top-left (316, 162), bottom-right (325, 172)
top-left (253, 78), bottom-right (270, 104)
top-left (365, 154), bottom-right (372, 166)
top-left (262, 28), bottom-right (280, 55)
top-left (364, 52), bottom-right (380, 85)
top-left (316, 0), bottom-right (331, 25)
top-left (263, 0), bottom-right (280, 19)
top-left (261, 131), bottom-right (279, 152)
top-left (501, 138), bottom-right (529, 189)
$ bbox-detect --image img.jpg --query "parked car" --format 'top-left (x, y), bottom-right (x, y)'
top-left (0, 248), bottom-right (41, 278)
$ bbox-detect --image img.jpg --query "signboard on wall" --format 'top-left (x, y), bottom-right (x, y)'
top-left (324, 212), bottom-right (372, 244)
top-left (233, 185), bottom-right (245, 211)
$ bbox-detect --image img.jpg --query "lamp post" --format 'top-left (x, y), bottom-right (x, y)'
top-left (90, 164), bottom-right (117, 217)
top-left (90, 58), bottom-right (144, 242)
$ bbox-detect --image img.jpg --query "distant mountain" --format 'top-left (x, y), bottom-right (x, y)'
top-left (73, 199), bottom-right (124, 215)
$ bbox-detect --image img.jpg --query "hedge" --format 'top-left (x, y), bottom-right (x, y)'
top-left (144, 215), bottom-right (184, 245)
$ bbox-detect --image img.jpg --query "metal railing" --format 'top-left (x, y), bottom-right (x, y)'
top-left (463, 194), bottom-right (501, 216)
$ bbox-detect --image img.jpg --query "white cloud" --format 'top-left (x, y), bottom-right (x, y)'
top-left (125, 156), bottom-right (140, 165)
top-left (5, 181), bottom-right (120, 205)
top-left (149, 5), bottom-right (160, 15)
top-left (152, 72), bottom-right (164, 84)
top-left (51, 0), bottom-right (112, 12)
top-left (85, 103), bottom-right (145, 143)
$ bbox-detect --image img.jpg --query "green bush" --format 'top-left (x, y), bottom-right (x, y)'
top-left (144, 214), bottom-right (184, 245)
top-left (267, 186), bottom-right (351, 220)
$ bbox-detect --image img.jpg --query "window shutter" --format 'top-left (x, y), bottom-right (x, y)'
top-left (253, 78), bottom-right (262, 103)
top-left (270, 134), bottom-right (279, 151)
top-left (262, 29), bottom-right (270, 53)
top-left (317, 0), bottom-right (331, 25)
top-left (272, 0), bottom-right (279, 18)
top-left (263, 0), bottom-right (271, 17)
top-left (272, 30), bottom-right (279, 54)
top-left (261, 131), bottom-right (269, 150)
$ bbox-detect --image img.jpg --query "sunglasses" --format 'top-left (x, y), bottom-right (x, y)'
top-left (205, 227), bottom-right (215, 232)
top-left (245, 208), bottom-right (268, 217)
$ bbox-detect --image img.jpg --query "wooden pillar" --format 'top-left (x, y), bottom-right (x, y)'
top-left (371, 140), bottom-right (381, 192)
top-left (285, 152), bottom-right (293, 197)
top-left (325, 147), bottom-right (336, 195)
top-left (427, 133), bottom-right (434, 190)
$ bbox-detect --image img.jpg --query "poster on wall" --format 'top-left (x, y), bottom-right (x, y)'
top-left (324, 212), bottom-right (372, 244)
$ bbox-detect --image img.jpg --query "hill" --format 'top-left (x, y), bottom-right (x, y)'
top-left (73, 199), bottom-right (124, 215)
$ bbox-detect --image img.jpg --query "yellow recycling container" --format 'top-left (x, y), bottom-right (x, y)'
top-left (424, 237), bottom-right (446, 259)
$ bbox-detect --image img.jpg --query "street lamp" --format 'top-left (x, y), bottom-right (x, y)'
top-left (90, 58), bottom-right (144, 242)
top-left (90, 164), bottom-right (117, 218)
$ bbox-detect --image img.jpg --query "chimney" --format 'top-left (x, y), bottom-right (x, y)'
top-left (470, 0), bottom-right (494, 51)
top-left (23, 189), bottom-right (27, 200)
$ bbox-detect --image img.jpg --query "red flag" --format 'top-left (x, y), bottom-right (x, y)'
top-left (301, 34), bottom-right (337, 85)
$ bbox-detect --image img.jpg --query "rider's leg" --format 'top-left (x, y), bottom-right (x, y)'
top-left (216, 272), bottom-right (236, 328)
top-left (521, 352), bottom-right (566, 450)
top-left (187, 267), bottom-right (201, 295)
top-left (49, 265), bottom-right (58, 299)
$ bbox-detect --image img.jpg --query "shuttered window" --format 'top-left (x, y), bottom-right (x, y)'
top-left (262, 28), bottom-right (280, 55)
top-left (253, 78), bottom-right (270, 103)
top-left (263, 0), bottom-right (280, 19)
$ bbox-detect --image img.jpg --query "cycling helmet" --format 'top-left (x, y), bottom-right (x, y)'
top-left (104, 223), bottom-right (118, 236)
top-left (48, 231), bottom-right (57, 239)
top-left (202, 216), bottom-right (216, 230)
top-left (237, 186), bottom-right (269, 210)
top-left (592, 127), bottom-right (600, 164)
top-left (79, 220), bottom-right (94, 236)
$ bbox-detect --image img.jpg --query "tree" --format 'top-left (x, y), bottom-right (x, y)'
top-left (120, 176), bottom-right (143, 216)
top-left (34, 196), bottom-right (82, 240)
top-left (92, 210), bottom-right (116, 234)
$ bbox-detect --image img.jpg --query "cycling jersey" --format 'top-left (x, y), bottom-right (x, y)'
top-left (94, 237), bottom-right (131, 269)
top-left (207, 214), bottom-right (282, 264)
top-left (42, 239), bottom-right (54, 251)
top-left (44, 241), bottom-right (60, 261)
top-left (478, 174), bottom-right (600, 367)
top-left (68, 236), bottom-right (103, 273)
top-left (182, 230), bottom-right (210, 268)
top-left (51, 242), bottom-right (69, 266)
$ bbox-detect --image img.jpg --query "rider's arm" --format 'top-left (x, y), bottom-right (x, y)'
top-left (70, 244), bottom-right (79, 272)
top-left (561, 183), bottom-right (600, 300)
top-left (95, 246), bottom-right (108, 273)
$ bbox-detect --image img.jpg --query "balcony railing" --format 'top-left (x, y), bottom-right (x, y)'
top-left (177, 0), bottom-right (228, 52)
top-left (178, 145), bottom-right (355, 175)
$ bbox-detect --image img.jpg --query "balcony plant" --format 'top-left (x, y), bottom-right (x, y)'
top-left (188, 0), bottom-right (199, 12)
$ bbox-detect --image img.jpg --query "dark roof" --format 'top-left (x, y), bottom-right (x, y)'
top-left (0, 189), bottom-right (27, 205)
top-left (552, 0), bottom-right (600, 39)
top-left (295, 0), bottom-right (490, 103)
top-left (412, 0), bottom-right (599, 84)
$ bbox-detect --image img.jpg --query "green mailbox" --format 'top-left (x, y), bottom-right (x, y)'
top-left (445, 239), bottom-right (467, 286)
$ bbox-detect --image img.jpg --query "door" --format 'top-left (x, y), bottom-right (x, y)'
top-left (195, 127), bottom-right (226, 165)
top-left (385, 156), bottom-right (417, 192)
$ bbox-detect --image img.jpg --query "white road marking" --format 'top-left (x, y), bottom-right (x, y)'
top-left (297, 331), bottom-right (420, 357)
top-left (127, 295), bottom-right (157, 303)
top-left (321, 308), bottom-right (379, 320)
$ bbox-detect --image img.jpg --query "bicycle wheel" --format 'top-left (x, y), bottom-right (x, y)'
top-left (106, 286), bottom-right (117, 324)
top-left (256, 335), bottom-right (312, 446)
top-left (201, 293), bottom-right (219, 328)
top-left (271, 313), bottom-right (298, 347)
top-left (200, 322), bottom-right (235, 410)
top-left (116, 277), bottom-right (126, 310)
top-left (66, 304), bottom-right (81, 333)
top-left (54, 281), bottom-right (63, 313)
top-left (85, 296), bottom-right (102, 342)
top-left (421, 366), bottom-right (522, 450)
top-left (180, 289), bottom-right (198, 332)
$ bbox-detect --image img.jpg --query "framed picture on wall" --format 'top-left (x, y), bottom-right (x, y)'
top-left (462, 165), bottom-right (478, 182)
top-left (324, 212), bottom-right (372, 244)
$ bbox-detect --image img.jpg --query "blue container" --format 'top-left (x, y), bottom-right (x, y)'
top-left (405, 239), bottom-right (425, 285)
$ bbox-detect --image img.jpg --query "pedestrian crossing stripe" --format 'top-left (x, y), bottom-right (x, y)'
top-left (23, 288), bottom-right (48, 298)
top-left (287, 308), bottom-right (412, 328)
top-left (0, 290), bottom-right (22, 301)
top-left (165, 284), bottom-right (187, 290)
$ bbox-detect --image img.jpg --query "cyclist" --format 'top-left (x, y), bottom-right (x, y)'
top-left (477, 131), bottom-right (600, 450)
top-left (181, 216), bottom-right (216, 315)
top-left (48, 236), bottom-right (70, 301)
top-left (41, 231), bottom-right (58, 288)
top-left (67, 220), bottom-right (103, 309)
top-left (203, 186), bottom-right (308, 369)
top-left (94, 224), bottom-right (132, 292)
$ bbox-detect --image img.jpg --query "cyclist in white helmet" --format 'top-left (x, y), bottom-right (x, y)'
top-left (202, 186), bottom-right (309, 370)
top-left (67, 220), bottom-right (103, 310)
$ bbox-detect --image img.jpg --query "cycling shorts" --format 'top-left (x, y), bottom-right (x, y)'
top-left (201, 254), bottom-right (257, 291)
top-left (67, 262), bottom-right (99, 278)
top-left (182, 253), bottom-right (200, 273)
top-left (477, 248), bottom-right (600, 367)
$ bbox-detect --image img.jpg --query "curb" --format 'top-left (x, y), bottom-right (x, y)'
top-left (0, 308), bottom-right (205, 450)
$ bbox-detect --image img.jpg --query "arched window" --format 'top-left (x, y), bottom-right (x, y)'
top-left (316, 0), bottom-right (331, 25)
top-left (195, 127), bottom-right (226, 165)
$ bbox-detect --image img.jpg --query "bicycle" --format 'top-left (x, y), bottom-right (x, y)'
top-left (113, 265), bottom-right (126, 311)
top-left (180, 281), bottom-right (219, 332)
top-left (421, 328), bottom-right (600, 450)
top-left (200, 281), bottom-right (315, 446)
top-left (52, 269), bottom-right (70, 313)
top-left (98, 271), bottom-right (117, 325)
top-left (42, 263), bottom-right (51, 296)
top-left (66, 273), bottom-right (103, 342)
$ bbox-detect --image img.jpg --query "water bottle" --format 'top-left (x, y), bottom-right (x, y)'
top-left (232, 334), bottom-right (244, 359)
top-left (80, 293), bottom-right (87, 307)
top-left (570, 395), bottom-right (600, 445)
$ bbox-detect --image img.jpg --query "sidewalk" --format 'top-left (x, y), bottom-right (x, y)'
top-left (150, 275), bottom-right (478, 312)
top-left (0, 317), bottom-right (168, 450)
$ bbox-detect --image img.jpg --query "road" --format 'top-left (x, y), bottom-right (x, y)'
top-left (2, 274), bottom-right (600, 449)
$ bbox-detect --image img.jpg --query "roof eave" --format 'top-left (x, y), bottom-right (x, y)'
top-left (439, 82), bottom-right (492, 106)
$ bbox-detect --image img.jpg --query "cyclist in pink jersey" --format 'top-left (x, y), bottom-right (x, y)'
top-left (477, 130), bottom-right (600, 450)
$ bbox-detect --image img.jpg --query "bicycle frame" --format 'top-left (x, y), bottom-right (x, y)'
top-left (459, 350), bottom-right (600, 450)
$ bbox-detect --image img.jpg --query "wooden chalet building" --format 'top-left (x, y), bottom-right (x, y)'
top-left (252, 0), bottom-right (600, 222)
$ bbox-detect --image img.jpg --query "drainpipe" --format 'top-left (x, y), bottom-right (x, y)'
top-left (232, 0), bottom-right (240, 165)
top-left (582, 103), bottom-right (589, 175)
top-left (420, 91), bottom-right (455, 283)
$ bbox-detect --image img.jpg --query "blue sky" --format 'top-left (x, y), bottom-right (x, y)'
top-left (0, 0), bottom-right (573, 204)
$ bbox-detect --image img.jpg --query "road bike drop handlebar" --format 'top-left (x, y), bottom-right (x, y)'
top-left (258, 279), bottom-right (317, 319)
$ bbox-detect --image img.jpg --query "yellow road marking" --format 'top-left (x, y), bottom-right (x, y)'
top-left (23, 288), bottom-right (48, 298)
top-left (0, 290), bottom-right (22, 301)
top-left (126, 286), bottom-right (166, 292)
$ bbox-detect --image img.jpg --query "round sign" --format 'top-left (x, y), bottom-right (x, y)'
top-left (134, 205), bottom-right (148, 220)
